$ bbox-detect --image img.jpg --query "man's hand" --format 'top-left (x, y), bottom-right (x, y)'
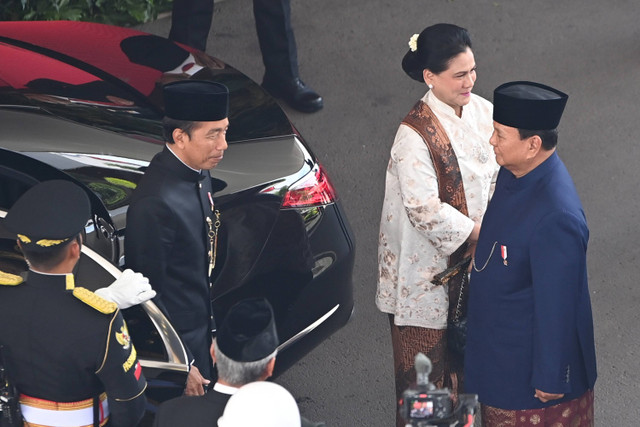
top-left (184, 365), bottom-right (210, 396)
top-left (95, 269), bottom-right (156, 309)
top-left (534, 389), bottom-right (564, 403)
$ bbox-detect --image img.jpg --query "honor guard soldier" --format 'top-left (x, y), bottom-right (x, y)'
top-left (0, 180), bottom-right (147, 427)
top-left (125, 80), bottom-right (230, 396)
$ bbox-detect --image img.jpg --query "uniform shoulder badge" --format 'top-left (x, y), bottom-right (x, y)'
top-left (73, 287), bottom-right (117, 314)
top-left (0, 270), bottom-right (23, 286)
top-left (116, 324), bottom-right (132, 350)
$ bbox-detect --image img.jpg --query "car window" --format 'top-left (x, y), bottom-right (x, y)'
top-left (0, 166), bottom-right (38, 210)
top-left (65, 164), bottom-right (144, 211)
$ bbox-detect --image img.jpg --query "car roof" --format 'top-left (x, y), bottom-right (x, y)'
top-left (0, 20), bottom-right (294, 143)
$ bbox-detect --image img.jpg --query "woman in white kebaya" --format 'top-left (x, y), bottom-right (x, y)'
top-left (376, 23), bottom-right (498, 427)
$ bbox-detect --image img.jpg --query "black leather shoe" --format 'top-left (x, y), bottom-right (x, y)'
top-left (261, 77), bottom-right (323, 113)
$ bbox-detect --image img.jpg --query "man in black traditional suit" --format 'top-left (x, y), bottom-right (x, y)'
top-left (125, 80), bottom-right (229, 396)
top-left (153, 298), bottom-right (324, 427)
top-left (0, 180), bottom-right (148, 427)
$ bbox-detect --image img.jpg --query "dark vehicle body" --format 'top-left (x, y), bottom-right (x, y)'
top-left (0, 20), bottom-right (354, 422)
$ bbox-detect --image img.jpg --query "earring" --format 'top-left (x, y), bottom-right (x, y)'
top-left (428, 84), bottom-right (433, 89)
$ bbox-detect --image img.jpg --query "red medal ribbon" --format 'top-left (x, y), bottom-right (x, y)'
top-left (134, 362), bottom-right (142, 380)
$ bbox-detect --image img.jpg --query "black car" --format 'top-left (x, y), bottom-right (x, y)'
top-left (0, 20), bottom-right (354, 421)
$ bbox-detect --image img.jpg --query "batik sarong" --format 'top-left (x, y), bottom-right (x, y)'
top-left (481, 389), bottom-right (594, 427)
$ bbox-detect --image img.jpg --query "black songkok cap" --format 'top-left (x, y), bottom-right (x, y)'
top-left (4, 180), bottom-right (90, 252)
top-left (216, 298), bottom-right (279, 362)
top-left (493, 81), bottom-right (568, 130)
top-left (163, 80), bottom-right (229, 121)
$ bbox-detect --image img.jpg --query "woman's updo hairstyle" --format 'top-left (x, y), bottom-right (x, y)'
top-left (402, 23), bottom-right (472, 82)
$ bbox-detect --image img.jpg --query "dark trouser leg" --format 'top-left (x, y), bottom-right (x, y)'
top-left (253, 0), bottom-right (299, 81)
top-left (169, 0), bottom-right (214, 52)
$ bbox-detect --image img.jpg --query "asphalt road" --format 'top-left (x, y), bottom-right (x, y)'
top-left (139, 1), bottom-right (640, 425)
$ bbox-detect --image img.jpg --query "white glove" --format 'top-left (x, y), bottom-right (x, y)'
top-left (95, 269), bottom-right (156, 309)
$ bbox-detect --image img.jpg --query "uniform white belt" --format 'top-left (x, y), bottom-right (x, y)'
top-left (19, 392), bottom-right (109, 427)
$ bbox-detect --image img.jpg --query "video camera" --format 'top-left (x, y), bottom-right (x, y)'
top-left (399, 353), bottom-right (477, 427)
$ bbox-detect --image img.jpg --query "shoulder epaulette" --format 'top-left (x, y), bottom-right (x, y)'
top-left (0, 270), bottom-right (24, 286)
top-left (73, 287), bottom-right (117, 314)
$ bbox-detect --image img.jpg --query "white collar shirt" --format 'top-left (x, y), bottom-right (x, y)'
top-left (213, 382), bottom-right (239, 395)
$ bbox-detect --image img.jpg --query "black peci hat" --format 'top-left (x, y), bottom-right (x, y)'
top-left (163, 80), bottom-right (229, 121)
top-left (216, 298), bottom-right (279, 362)
top-left (4, 180), bottom-right (90, 252)
top-left (493, 81), bottom-right (568, 130)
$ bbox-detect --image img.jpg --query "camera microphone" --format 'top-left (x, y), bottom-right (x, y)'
top-left (414, 352), bottom-right (432, 389)
top-left (401, 352), bottom-right (477, 425)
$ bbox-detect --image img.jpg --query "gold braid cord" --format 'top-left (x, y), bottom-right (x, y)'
top-left (73, 287), bottom-right (117, 314)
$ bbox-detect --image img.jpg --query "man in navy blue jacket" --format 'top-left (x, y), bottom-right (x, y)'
top-left (465, 81), bottom-right (597, 426)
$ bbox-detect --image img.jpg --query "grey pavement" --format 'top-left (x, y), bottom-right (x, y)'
top-left (138, 1), bottom-right (640, 425)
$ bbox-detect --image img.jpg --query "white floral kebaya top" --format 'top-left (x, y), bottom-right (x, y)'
top-left (376, 90), bottom-right (498, 329)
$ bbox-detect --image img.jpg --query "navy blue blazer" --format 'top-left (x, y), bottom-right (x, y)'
top-left (465, 152), bottom-right (597, 410)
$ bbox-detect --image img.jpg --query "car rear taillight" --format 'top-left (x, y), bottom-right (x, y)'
top-left (281, 164), bottom-right (338, 208)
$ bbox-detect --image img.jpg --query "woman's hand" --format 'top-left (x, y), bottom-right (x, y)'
top-left (468, 222), bottom-right (481, 244)
top-left (465, 223), bottom-right (481, 271)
